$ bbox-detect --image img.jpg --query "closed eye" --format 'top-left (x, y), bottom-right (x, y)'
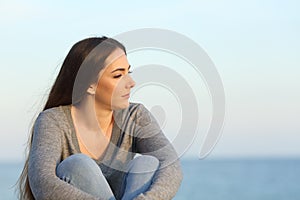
top-left (113, 74), bottom-right (122, 78)
top-left (113, 70), bottom-right (133, 79)
top-left (112, 65), bottom-right (132, 78)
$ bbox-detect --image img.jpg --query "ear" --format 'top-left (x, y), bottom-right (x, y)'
top-left (86, 84), bottom-right (96, 95)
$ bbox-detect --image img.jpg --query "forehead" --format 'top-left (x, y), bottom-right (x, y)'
top-left (104, 48), bottom-right (127, 70)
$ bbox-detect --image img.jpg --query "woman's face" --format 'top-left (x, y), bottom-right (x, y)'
top-left (93, 48), bottom-right (135, 110)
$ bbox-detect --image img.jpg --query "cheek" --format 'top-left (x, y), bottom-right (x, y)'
top-left (96, 78), bottom-right (116, 100)
top-left (112, 80), bottom-right (124, 95)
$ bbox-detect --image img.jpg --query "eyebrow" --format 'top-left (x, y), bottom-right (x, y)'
top-left (110, 65), bottom-right (131, 73)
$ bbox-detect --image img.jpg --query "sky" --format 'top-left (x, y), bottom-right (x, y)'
top-left (0, 0), bottom-right (299, 162)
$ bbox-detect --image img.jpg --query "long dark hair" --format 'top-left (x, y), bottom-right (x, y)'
top-left (17, 36), bottom-right (126, 200)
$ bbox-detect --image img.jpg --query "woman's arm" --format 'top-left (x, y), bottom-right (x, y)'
top-left (28, 111), bottom-right (100, 200)
top-left (133, 104), bottom-right (183, 200)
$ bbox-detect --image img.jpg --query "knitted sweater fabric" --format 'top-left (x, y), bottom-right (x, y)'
top-left (28, 103), bottom-right (183, 200)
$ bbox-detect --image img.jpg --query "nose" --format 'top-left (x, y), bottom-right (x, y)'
top-left (125, 74), bottom-right (136, 89)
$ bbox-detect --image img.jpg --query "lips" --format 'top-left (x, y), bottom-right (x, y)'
top-left (122, 93), bottom-right (130, 98)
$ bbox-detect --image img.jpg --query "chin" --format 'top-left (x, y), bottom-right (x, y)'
top-left (112, 101), bottom-right (130, 110)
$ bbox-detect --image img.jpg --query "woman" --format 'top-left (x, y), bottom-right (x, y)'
top-left (18, 37), bottom-right (183, 200)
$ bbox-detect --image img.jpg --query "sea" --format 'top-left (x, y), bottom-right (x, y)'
top-left (1, 158), bottom-right (300, 200)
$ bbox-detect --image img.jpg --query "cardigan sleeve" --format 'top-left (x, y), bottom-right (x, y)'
top-left (28, 110), bottom-right (101, 200)
top-left (133, 104), bottom-right (183, 200)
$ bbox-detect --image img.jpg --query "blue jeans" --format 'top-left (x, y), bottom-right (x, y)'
top-left (56, 154), bottom-right (159, 200)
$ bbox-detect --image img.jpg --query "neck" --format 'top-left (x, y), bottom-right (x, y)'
top-left (94, 103), bottom-right (114, 129)
top-left (71, 96), bottom-right (113, 133)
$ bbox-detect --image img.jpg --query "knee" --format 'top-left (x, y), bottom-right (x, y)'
top-left (136, 155), bottom-right (159, 168)
top-left (128, 155), bottom-right (159, 173)
top-left (56, 154), bottom-right (114, 198)
top-left (56, 154), bottom-right (100, 178)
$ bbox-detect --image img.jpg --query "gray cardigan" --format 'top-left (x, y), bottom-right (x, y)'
top-left (28, 103), bottom-right (183, 200)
